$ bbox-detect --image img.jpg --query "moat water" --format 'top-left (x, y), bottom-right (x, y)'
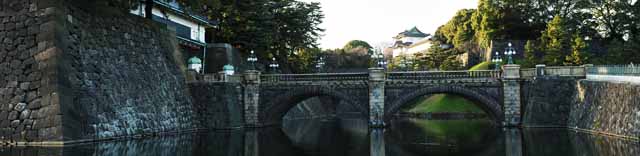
top-left (1, 118), bottom-right (638, 156)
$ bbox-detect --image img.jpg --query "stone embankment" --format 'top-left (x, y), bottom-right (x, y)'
top-left (1, 0), bottom-right (198, 145)
top-left (523, 76), bottom-right (640, 139)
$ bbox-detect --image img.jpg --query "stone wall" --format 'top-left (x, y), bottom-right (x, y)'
top-left (188, 82), bottom-right (243, 129)
top-left (523, 77), bottom-right (640, 139)
top-left (522, 77), bottom-right (578, 127)
top-left (569, 80), bottom-right (640, 139)
top-left (0, 0), bottom-right (65, 143)
top-left (1, 0), bottom-right (198, 144)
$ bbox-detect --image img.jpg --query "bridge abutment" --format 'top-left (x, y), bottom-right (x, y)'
top-left (502, 64), bottom-right (522, 127)
top-left (243, 70), bottom-right (261, 127)
top-left (369, 68), bottom-right (386, 128)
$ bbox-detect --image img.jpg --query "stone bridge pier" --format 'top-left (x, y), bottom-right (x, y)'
top-left (238, 65), bottom-right (524, 128)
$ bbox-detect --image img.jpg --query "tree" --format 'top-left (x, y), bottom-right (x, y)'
top-left (565, 35), bottom-right (589, 65)
top-left (343, 40), bottom-right (373, 54)
top-left (541, 15), bottom-right (571, 66)
top-left (472, 0), bottom-right (503, 48)
top-left (523, 40), bottom-right (538, 68)
top-left (208, 0), bottom-right (324, 73)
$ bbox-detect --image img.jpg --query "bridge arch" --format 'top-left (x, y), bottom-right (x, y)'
top-left (260, 86), bottom-right (367, 125)
top-left (385, 86), bottom-right (503, 123)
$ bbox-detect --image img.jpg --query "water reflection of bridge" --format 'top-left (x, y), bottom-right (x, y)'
top-left (3, 119), bottom-right (638, 156)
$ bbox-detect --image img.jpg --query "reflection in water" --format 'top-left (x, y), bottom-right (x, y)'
top-left (1, 119), bottom-right (638, 156)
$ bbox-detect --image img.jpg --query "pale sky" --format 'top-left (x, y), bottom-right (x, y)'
top-left (300, 0), bottom-right (478, 49)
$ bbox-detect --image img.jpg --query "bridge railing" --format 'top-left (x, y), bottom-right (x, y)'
top-left (587, 65), bottom-right (640, 76)
top-left (261, 73), bottom-right (369, 83)
top-left (386, 70), bottom-right (501, 80)
top-left (520, 68), bottom-right (536, 79)
top-left (520, 66), bottom-right (586, 79)
top-left (202, 73), bottom-right (243, 83)
top-left (545, 66), bottom-right (585, 77)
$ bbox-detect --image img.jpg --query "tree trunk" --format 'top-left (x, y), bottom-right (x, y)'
top-left (144, 0), bottom-right (154, 19)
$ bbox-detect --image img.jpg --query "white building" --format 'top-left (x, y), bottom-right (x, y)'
top-left (130, 0), bottom-right (217, 71)
top-left (391, 27), bottom-right (432, 57)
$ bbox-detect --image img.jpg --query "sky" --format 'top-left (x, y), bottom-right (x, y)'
top-left (299, 0), bottom-right (478, 49)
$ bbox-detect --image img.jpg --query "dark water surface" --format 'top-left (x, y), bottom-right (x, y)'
top-left (1, 119), bottom-right (638, 156)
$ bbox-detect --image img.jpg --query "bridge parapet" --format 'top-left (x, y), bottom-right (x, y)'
top-left (387, 70), bottom-right (501, 80)
top-left (520, 65), bottom-right (587, 79)
top-left (260, 73), bottom-right (369, 83)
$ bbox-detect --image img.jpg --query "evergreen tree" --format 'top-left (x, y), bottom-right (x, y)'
top-left (564, 35), bottom-right (589, 65)
top-left (541, 16), bottom-right (570, 66)
top-left (523, 40), bottom-right (538, 68)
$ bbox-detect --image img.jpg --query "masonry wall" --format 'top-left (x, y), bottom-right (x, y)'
top-left (0, 0), bottom-right (65, 143)
top-left (189, 82), bottom-right (244, 129)
top-left (522, 77), bottom-right (578, 127)
top-left (569, 80), bottom-right (640, 139)
top-left (523, 77), bottom-right (640, 139)
top-left (1, 0), bottom-right (198, 144)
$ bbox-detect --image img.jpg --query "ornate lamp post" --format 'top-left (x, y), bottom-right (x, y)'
top-left (315, 56), bottom-right (326, 73)
top-left (491, 51), bottom-right (503, 70)
top-left (247, 50), bottom-right (258, 70)
top-left (187, 56), bottom-right (203, 73)
top-left (371, 49), bottom-right (387, 68)
top-left (269, 57), bottom-right (279, 73)
top-left (504, 42), bottom-right (516, 64)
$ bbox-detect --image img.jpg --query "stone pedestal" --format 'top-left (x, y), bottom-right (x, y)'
top-left (369, 68), bottom-right (386, 128)
top-left (243, 70), bottom-right (261, 127)
top-left (502, 64), bottom-right (521, 127)
top-left (535, 64), bottom-right (546, 77)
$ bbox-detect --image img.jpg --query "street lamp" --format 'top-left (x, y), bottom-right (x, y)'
top-left (247, 50), bottom-right (258, 70)
top-left (504, 42), bottom-right (516, 64)
top-left (315, 56), bottom-right (325, 73)
top-left (371, 49), bottom-right (387, 68)
top-left (269, 57), bottom-right (279, 73)
top-left (491, 51), bottom-right (503, 70)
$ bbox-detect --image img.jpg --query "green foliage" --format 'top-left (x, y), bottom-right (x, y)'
top-left (322, 48), bottom-right (370, 72)
top-left (409, 42), bottom-right (464, 71)
top-left (541, 16), bottom-right (571, 66)
top-left (439, 9), bottom-right (476, 48)
top-left (564, 35), bottom-right (589, 65)
top-left (522, 40), bottom-right (538, 68)
top-left (207, 0), bottom-right (324, 73)
top-left (471, 0), bottom-right (502, 48)
top-left (288, 48), bottom-right (321, 73)
top-left (343, 40), bottom-right (373, 54)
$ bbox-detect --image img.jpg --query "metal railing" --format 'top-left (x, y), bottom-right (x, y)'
top-left (261, 73), bottom-right (369, 83)
top-left (587, 65), bottom-right (640, 76)
top-left (545, 66), bottom-right (585, 77)
top-left (386, 70), bottom-right (502, 80)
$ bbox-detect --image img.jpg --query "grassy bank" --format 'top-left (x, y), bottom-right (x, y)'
top-left (404, 94), bottom-right (484, 113)
top-left (469, 61), bottom-right (491, 70)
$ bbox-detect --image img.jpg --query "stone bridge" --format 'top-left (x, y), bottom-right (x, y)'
top-left (236, 65), bottom-right (525, 128)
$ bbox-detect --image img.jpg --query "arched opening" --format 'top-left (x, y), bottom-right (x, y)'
top-left (399, 94), bottom-right (488, 118)
top-left (260, 87), bottom-right (367, 126)
top-left (385, 86), bottom-right (503, 124)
